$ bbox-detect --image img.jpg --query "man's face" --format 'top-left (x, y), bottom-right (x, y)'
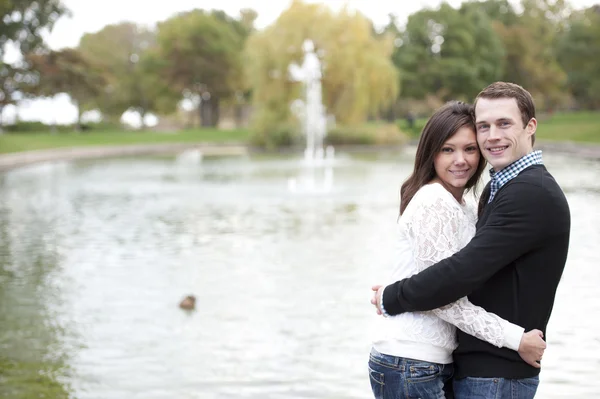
top-left (475, 97), bottom-right (536, 171)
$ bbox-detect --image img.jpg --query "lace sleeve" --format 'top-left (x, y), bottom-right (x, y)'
top-left (406, 192), bottom-right (524, 350)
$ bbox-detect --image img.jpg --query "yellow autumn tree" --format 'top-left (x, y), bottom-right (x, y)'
top-left (245, 0), bottom-right (399, 146)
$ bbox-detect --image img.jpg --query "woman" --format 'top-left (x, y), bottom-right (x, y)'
top-left (368, 101), bottom-right (546, 399)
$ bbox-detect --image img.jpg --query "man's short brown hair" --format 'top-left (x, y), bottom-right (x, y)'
top-left (474, 82), bottom-right (536, 145)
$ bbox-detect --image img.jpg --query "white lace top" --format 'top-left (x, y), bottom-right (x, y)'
top-left (372, 183), bottom-right (524, 364)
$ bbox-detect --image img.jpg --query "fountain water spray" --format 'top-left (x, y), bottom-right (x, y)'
top-left (288, 40), bottom-right (335, 193)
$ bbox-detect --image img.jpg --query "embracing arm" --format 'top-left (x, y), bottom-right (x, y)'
top-left (432, 298), bottom-right (523, 350)
top-left (433, 299), bottom-right (546, 366)
top-left (404, 191), bottom-right (524, 351)
top-left (382, 182), bottom-right (549, 315)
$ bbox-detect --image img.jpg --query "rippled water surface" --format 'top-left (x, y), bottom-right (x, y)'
top-left (0, 149), bottom-right (598, 398)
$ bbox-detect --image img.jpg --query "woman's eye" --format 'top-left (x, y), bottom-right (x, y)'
top-left (441, 148), bottom-right (453, 153)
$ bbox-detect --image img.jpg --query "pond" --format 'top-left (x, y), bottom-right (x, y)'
top-left (0, 148), bottom-right (598, 398)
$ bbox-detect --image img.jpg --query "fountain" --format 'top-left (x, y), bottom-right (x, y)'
top-left (176, 149), bottom-right (203, 165)
top-left (287, 40), bottom-right (335, 193)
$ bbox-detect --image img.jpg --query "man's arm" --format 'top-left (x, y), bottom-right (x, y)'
top-left (382, 182), bottom-right (549, 315)
top-left (401, 191), bottom-right (525, 352)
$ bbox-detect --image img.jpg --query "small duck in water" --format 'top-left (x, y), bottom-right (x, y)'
top-left (179, 295), bottom-right (196, 310)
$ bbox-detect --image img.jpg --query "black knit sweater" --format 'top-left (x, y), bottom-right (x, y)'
top-left (382, 165), bottom-right (571, 379)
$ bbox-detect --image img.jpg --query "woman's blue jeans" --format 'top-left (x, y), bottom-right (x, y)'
top-left (368, 348), bottom-right (454, 399)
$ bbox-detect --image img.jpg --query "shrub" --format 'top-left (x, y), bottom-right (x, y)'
top-left (325, 123), bottom-right (408, 146)
top-left (3, 121), bottom-right (123, 133)
top-left (249, 123), bottom-right (300, 149)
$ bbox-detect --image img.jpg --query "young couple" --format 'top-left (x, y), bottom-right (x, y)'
top-left (368, 82), bottom-right (571, 399)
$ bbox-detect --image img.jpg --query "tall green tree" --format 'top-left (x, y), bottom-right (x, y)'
top-left (0, 0), bottom-right (68, 129)
top-left (245, 0), bottom-right (398, 142)
top-left (396, 3), bottom-right (504, 102)
top-left (78, 22), bottom-right (176, 127)
top-left (0, 0), bottom-right (67, 54)
top-left (154, 9), bottom-right (247, 127)
top-left (464, 0), bottom-right (568, 109)
top-left (0, 64), bottom-right (22, 127)
top-left (374, 13), bottom-right (405, 120)
top-left (208, 8), bottom-right (257, 125)
top-left (515, 0), bottom-right (568, 108)
top-left (462, 0), bottom-right (519, 26)
top-left (26, 49), bottom-right (105, 129)
top-left (557, 6), bottom-right (600, 109)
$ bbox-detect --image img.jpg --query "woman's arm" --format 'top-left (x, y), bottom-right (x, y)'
top-left (431, 297), bottom-right (522, 350)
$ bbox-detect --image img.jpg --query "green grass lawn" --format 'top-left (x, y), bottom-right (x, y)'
top-left (536, 111), bottom-right (600, 143)
top-left (0, 128), bottom-right (252, 154)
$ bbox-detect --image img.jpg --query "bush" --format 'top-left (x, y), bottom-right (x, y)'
top-left (79, 121), bottom-right (123, 131)
top-left (325, 123), bottom-right (408, 146)
top-left (3, 121), bottom-right (123, 133)
top-left (4, 121), bottom-right (68, 133)
top-left (249, 123), bottom-right (300, 149)
top-left (396, 118), bottom-right (427, 139)
top-left (248, 107), bottom-right (303, 149)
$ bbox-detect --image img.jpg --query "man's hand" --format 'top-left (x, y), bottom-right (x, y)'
top-left (370, 285), bottom-right (385, 315)
top-left (518, 329), bottom-right (546, 368)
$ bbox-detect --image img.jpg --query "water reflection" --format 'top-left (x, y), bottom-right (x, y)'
top-left (0, 151), bottom-right (598, 398)
top-left (0, 171), bottom-right (73, 399)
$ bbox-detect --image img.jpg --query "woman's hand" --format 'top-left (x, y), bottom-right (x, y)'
top-left (518, 329), bottom-right (546, 368)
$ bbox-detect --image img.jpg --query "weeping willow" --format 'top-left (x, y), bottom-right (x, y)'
top-left (244, 0), bottom-right (399, 134)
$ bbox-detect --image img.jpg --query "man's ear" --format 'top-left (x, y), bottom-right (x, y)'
top-left (526, 117), bottom-right (537, 137)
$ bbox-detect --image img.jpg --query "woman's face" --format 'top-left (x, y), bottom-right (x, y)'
top-left (433, 126), bottom-right (481, 200)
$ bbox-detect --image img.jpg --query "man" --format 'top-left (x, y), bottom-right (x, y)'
top-left (372, 82), bottom-right (570, 398)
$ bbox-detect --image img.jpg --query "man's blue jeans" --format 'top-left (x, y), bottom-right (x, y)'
top-left (453, 376), bottom-right (539, 399)
top-left (368, 348), bottom-right (453, 399)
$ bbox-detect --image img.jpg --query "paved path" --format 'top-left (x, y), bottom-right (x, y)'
top-left (0, 142), bottom-right (248, 172)
top-left (536, 141), bottom-right (600, 161)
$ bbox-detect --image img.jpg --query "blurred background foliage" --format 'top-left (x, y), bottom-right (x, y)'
top-left (1, 0), bottom-right (600, 148)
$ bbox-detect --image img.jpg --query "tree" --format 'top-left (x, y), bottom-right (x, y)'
top-left (208, 9), bottom-right (257, 126)
top-left (395, 3), bottom-right (504, 102)
top-left (245, 0), bottom-right (398, 140)
top-left (26, 49), bottom-right (105, 129)
top-left (0, 0), bottom-right (68, 130)
top-left (511, 0), bottom-right (568, 108)
top-left (464, 0), bottom-right (568, 109)
top-left (153, 10), bottom-right (247, 128)
top-left (78, 22), bottom-right (177, 127)
top-left (557, 6), bottom-right (600, 109)
top-left (0, 64), bottom-right (23, 128)
top-left (372, 13), bottom-right (405, 121)
top-left (492, 22), bottom-right (566, 109)
top-left (0, 0), bottom-right (68, 55)
top-left (462, 0), bottom-right (519, 26)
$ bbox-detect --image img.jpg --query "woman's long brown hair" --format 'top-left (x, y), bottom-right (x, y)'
top-left (399, 101), bottom-right (486, 215)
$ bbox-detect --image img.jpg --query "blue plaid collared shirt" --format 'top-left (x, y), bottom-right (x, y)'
top-left (488, 150), bottom-right (543, 203)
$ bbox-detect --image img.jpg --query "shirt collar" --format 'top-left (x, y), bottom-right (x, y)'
top-left (489, 150), bottom-right (544, 183)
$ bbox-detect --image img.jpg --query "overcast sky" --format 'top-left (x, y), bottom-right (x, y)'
top-left (6, 0), bottom-right (600, 126)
